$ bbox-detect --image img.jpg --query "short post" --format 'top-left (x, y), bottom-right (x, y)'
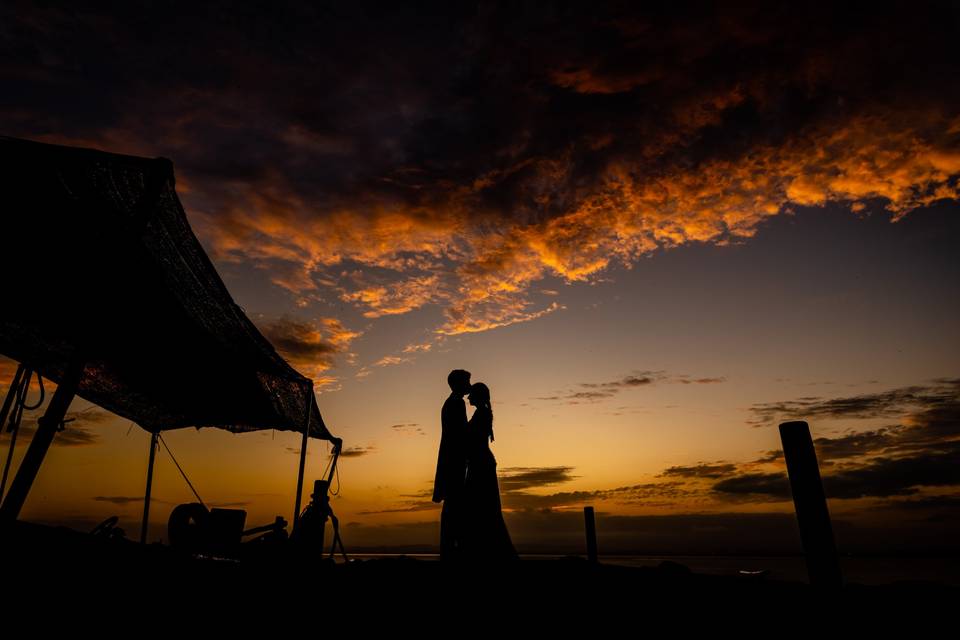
top-left (779, 420), bottom-right (843, 587)
top-left (140, 430), bottom-right (159, 544)
top-left (584, 506), bottom-right (598, 563)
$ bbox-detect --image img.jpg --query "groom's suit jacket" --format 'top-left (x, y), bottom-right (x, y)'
top-left (433, 392), bottom-right (467, 503)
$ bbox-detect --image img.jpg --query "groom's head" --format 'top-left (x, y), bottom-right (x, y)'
top-left (447, 369), bottom-right (471, 396)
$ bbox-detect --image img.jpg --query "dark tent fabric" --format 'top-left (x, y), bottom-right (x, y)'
top-left (0, 136), bottom-right (334, 440)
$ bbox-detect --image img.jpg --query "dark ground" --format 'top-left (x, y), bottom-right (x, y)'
top-left (2, 520), bottom-right (954, 630)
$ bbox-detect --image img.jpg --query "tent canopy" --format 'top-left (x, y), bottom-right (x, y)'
top-left (0, 136), bottom-right (333, 440)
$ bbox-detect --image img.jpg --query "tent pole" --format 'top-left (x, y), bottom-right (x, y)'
top-left (293, 391), bottom-right (312, 532)
top-left (0, 358), bottom-right (84, 524)
top-left (0, 364), bottom-right (27, 502)
top-left (0, 364), bottom-right (25, 430)
top-left (140, 430), bottom-right (159, 544)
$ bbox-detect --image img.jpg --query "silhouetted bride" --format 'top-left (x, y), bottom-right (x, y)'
top-left (461, 382), bottom-right (519, 562)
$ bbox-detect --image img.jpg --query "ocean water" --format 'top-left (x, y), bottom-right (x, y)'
top-left (347, 553), bottom-right (960, 586)
top-left (600, 555), bottom-right (960, 586)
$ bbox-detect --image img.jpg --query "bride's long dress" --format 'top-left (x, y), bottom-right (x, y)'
top-left (461, 407), bottom-right (519, 561)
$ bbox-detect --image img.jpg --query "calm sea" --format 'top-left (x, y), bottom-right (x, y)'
top-left (347, 553), bottom-right (960, 586)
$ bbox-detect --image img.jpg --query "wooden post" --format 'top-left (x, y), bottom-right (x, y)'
top-left (779, 420), bottom-right (843, 587)
top-left (584, 506), bottom-right (598, 563)
top-left (293, 390), bottom-right (312, 532)
top-left (140, 430), bottom-right (159, 544)
top-left (0, 359), bottom-right (84, 523)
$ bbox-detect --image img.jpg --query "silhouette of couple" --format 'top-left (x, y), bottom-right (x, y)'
top-left (433, 369), bottom-right (518, 562)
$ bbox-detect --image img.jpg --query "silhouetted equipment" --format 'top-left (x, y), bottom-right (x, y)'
top-left (167, 503), bottom-right (259, 557)
top-left (208, 508), bottom-right (248, 556)
top-left (0, 137), bottom-right (339, 534)
top-left (291, 478), bottom-right (348, 562)
top-left (778, 420), bottom-right (843, 588)
top-left (243, 516), bottom-right (289, 544)
top-left (168, 503), bottom-right (212, 554)
top-left (584, 506), bottom-right (598, 563)
top-left (90, 515), bottom-right (126, 541)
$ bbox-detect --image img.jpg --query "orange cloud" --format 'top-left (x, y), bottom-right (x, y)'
top-left (194, 108), bottom-right (958, 344)
top-left (340, 274), bottom-right (441, 318)
top-left (256, 316), bottom-right (361, 390)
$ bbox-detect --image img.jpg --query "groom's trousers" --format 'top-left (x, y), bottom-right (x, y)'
top-left (440, 488), bottom-right (464, 561)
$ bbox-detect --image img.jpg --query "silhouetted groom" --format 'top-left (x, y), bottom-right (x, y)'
top-left (433, 368), bottom-right (471, 561)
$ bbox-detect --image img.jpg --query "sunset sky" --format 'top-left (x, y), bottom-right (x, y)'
top-left (1, 1), bottom-right (958, 554)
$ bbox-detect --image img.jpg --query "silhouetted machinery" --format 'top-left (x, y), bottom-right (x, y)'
top-left (291, 479), bottom-right (347, 561)
top-left (166, 438), bottom-right (346, 562)
top-left (289, 436), bottom-right (347, 561)
top-left (168, 503), bottom-right (270, 558)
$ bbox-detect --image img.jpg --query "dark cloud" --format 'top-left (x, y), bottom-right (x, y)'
top-left (501, 489), bottom-right (604, 511)
top-left (47, 425), bottom-right (100, 447)
top-left (811, 429), bottom-right (895, 459)
top-left (3, 3), bottom-right (956, 339)
top-left (752, 449), bottom-right (784, 464)
top-left (357, 486), bottom-right (440, 514)
top-left (377, 460), bottom-right (705, 514)
top-left (538, 371), bottom-right (725, 403)
top-left (749, 380), bottom-right (960, 426)
top-left (675, 377), bottom-right (727, 385)
top-left (712, 472), bottom-right (793, 501)
top-left (503, 481), bottom-right (700, 510)
top-left (258, 317), bottom-right (338, 360)
top-left (397, 489), bottom-right (433, 499)
top-left (752, 380), bottom-right (960, 456)
top-left (659, 463), bottom-right (738, 480)
top-left (390, 423), bottom-right (425, 436)
top-left (340, 445), bottom-right (376, 458)
top-left (713, 445), bottom-right (960, 501)
top-left (92, 496), bottom-right (145, 506)
top-left (1, 408), bottom-right (112, 447)
top-left (363, 466), bottom-right (578, 514)
top-left (580, 375), bottom-right (657, 389)
top-left (287, 444), bottom-right (374, 457)
top-left (715, 380), bottom-right (960, 501)
top-left (820, 443), bottom-right (960, 499)
top-left (357, 502), bottom-right (441, 515)
top-left (255, 316), bottom-right (360, 388)
top-left (373, 471), bottom-right (703, 514)
top-left (498, 466), bottom-right (579, 492)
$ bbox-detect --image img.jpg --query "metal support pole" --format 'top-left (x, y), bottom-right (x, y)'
top-left (0, 364), bottom-right (25, 429)
top-left (584, 506), bottom-right (598, 562)
top-left (140, 430), bottom-right (159, 544)
top-left (779, 420), bottom-right (843, 587)
top-left (293, 391), bottom-right (312, 532)
top-left (0, 365), bottom-right (27, 502)
top-left (0, 359), bottom-right (84, 523)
